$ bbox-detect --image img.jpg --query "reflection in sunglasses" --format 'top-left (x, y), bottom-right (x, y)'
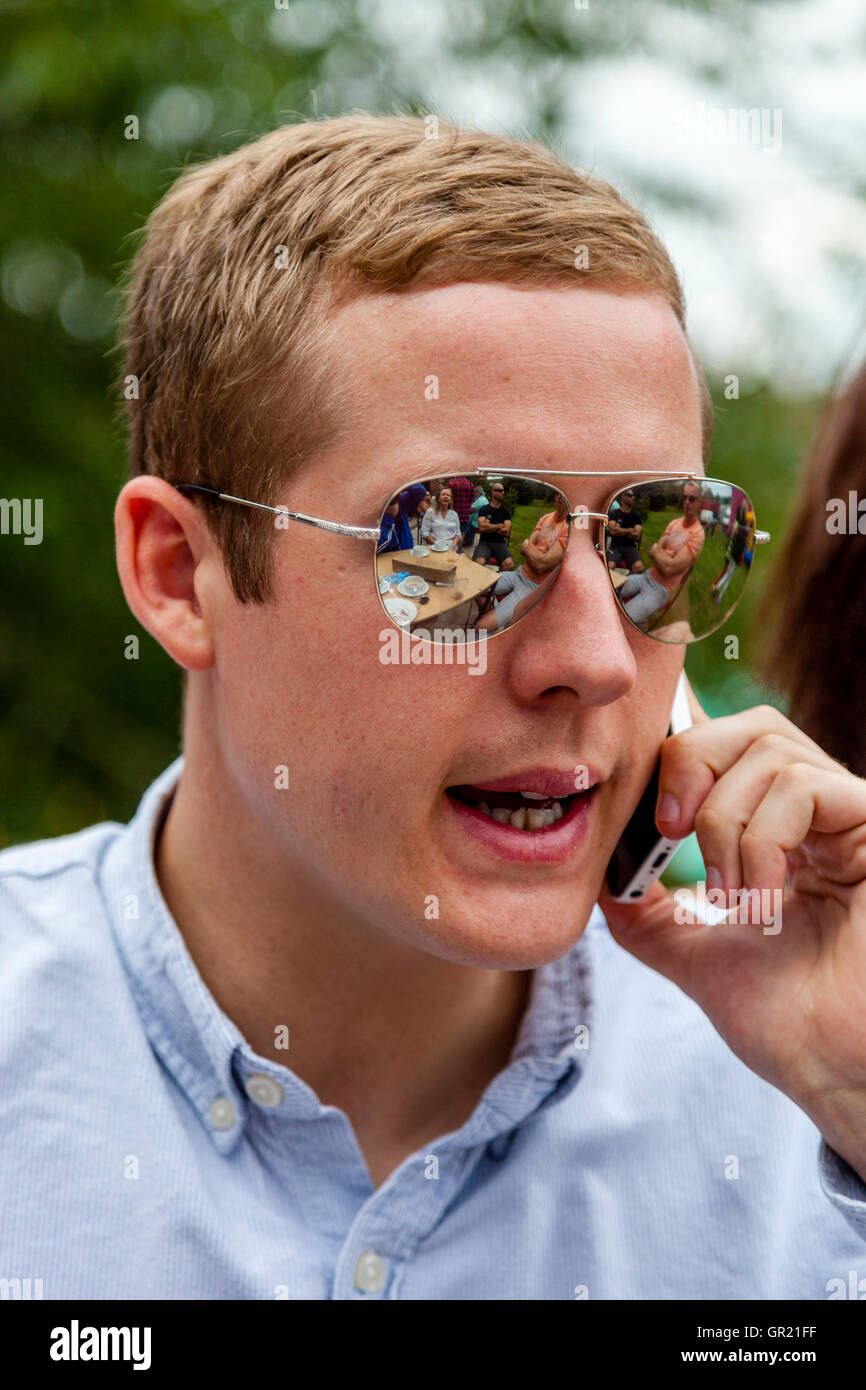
top-left (377, 473), bottom-right (762, 647)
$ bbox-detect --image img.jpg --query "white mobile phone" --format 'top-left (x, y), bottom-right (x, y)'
top-left (605, 671), bottom-right (693, 902)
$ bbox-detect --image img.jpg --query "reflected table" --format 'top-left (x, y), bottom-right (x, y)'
top-left (377, 549), bottom-right (500, 631)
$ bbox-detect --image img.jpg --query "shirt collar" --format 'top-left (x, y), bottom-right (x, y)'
top-left (101, 759), bottom-right (596, 1157)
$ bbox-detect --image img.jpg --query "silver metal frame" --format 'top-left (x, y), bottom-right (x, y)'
top-left (174, 484), bottom-right (381, 541)
top-left (174, 473), bottom-right (770, 644)
top-left (175, 473), bottom-right (770, 546)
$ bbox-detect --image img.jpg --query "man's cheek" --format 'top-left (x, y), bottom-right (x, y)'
top-left (328, 775), bottom-right (379, 829)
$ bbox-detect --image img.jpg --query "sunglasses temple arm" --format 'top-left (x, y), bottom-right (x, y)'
top-left (174, 486), bottom-right (378, 540)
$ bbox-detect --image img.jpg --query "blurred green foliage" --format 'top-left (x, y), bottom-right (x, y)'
top-left (0, 0), bottom-right (822, 845)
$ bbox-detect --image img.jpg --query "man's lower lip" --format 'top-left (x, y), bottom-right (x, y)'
top-left (445, 788), bottom-right (596, 864)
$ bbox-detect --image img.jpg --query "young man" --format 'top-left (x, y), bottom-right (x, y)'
top-left (2, 115), bottom-right (866, 1301)
top-left (479, 490), bottom-right (570, 632)
top-left (619, 480), bottom-right (705, 626)
top-left (473, 481), bottom-right (514, 569)
top-left (606, 486), bottom-right (644, 573)
top-left (464, 481), bottom-right (488, 554)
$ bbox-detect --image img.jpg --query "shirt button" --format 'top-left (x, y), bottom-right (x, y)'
top-left (208, 1097), bottom-right (236, 1130)
top-left (353, 1252), bottom-right (387, 1294)
top-left (245, 1074), bottom-right (284, 1108)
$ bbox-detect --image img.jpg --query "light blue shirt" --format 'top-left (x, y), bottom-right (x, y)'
top-left (2, 757), bottom-right (865, 1300)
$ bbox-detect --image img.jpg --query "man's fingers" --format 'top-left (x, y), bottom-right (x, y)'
top-left (741, 765), bottom-right (866, 892)
top-left (682, 734), bottom-right (843, 893)
top-left (656, 704), bottom-right (842, 839)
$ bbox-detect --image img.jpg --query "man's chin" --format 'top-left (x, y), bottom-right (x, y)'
top-left (399, 886), bottom-right (601, 972)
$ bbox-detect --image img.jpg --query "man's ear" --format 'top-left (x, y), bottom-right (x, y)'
top-left (114, 476), bottom-right (216, 671)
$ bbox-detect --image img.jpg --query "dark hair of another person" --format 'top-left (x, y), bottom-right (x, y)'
top-left (757, 363), bottom-right (866, 775)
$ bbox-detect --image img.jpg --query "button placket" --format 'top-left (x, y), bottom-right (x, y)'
top-left (331, 1145), bottom-right (482, 1299)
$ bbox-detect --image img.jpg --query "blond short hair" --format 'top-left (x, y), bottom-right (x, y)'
top-left (120, 113), bottom-right (712, 600)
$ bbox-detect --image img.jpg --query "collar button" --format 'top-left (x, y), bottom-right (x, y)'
top-left (245, 1074), bottom-right (284, 1108)
top-left (208, 1097), bottom-right (236, 1130)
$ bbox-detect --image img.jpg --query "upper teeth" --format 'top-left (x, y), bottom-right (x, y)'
top-left (519, 790), bottom-right (547, 800)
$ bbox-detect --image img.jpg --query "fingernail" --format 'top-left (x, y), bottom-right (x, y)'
top-left (657, 792), bottom-right (680, 824)
top-left (705, 865), bottom-right (723, 891)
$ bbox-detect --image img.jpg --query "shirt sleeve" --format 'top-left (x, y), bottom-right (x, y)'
top-left (818, 1138), bottom-right (866, 1241)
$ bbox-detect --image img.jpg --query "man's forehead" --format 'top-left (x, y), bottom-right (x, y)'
top-left (334, 281), bottom-right (691, 381)
top-left (332, 283), bottom-right (697, 430)
top-left (313, 281), bottom-right (703, 509)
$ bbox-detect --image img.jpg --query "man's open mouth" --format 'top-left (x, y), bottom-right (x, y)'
top-left (446, 785), bottom-right (591, 832)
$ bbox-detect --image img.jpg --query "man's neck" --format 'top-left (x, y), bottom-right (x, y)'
top-left (153, 747), bottom-right (532, 1187)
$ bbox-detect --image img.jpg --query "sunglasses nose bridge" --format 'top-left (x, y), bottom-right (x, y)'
top-left (562, 509), bottom-right (611, 549)
top-left (556, 511), bottom-right (616, 575)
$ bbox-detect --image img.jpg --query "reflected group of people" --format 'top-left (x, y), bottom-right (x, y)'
top-left (377, 477), bottom-right (521, 563)
top-left (377, 471), bottom-right (754, 644)
top-left (376, 474), bottom-right (569, 636)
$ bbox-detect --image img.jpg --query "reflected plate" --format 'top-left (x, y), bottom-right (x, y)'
top-left (383, 596), bottom-right (417, 627)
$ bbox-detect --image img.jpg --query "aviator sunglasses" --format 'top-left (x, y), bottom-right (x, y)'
top-left (174, 470), bottom-right (770, 646)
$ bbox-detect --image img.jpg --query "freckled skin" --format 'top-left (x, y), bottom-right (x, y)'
top-left (170, 284), bottom-right (702, 969)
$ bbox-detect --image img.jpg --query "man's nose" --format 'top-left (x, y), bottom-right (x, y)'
top-left (504, 528), bottom-right (637, 707)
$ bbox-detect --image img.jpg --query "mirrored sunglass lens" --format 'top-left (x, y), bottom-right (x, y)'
top-left (376, 473), bottom-right (568, 642)
top-left (607, 479), bottom-right (756, 643)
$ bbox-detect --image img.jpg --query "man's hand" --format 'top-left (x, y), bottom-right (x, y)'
top-left (599, 680), bottom-right (866, 1184)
